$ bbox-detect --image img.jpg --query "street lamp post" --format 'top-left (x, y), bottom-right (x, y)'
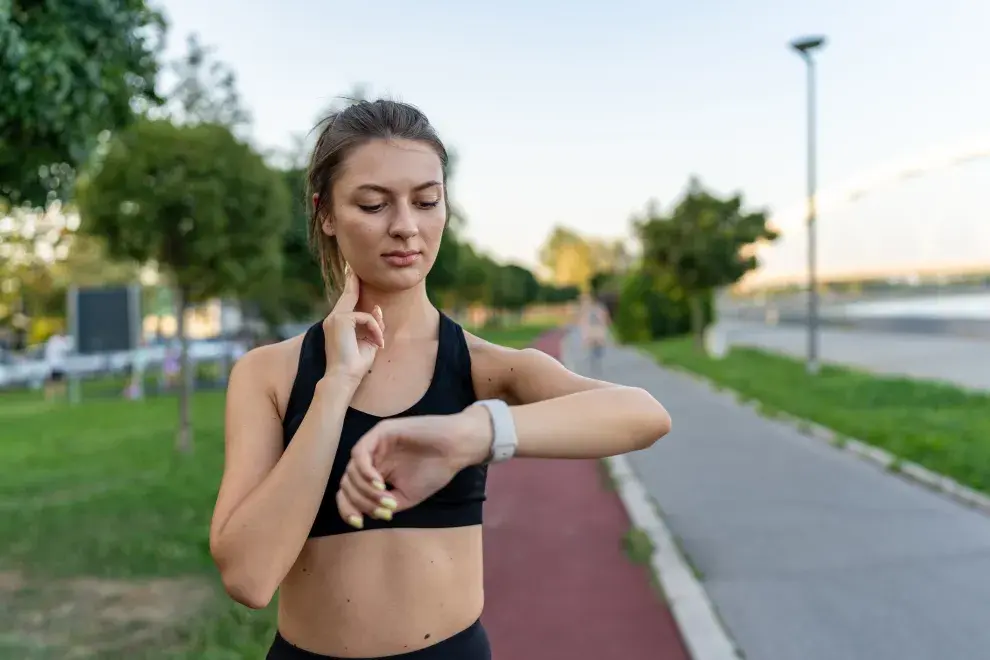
top-left (790, 35), bottom-right (826, 375)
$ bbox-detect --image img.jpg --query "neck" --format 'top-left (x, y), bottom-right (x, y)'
top-left (356, 282), bottom-right (436, 341)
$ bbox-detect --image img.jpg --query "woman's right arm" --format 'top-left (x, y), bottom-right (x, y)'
top-left (208, 345), bottom-right (357, 609)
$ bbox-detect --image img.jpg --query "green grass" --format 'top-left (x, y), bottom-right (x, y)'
top-left (0, 323), bottom-right (557, 659)
top-left (0, 388), bottom-right (279, 659)
top-left (643, 338), bottom-right (990, 494)
top-left (469, 323), bottom-right (556, 349)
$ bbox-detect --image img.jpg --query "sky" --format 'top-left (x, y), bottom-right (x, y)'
top-left (156, 0), bottom-right (990, 282)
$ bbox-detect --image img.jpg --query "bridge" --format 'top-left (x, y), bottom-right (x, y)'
top-left (738, 135), bottom-right (990, 291)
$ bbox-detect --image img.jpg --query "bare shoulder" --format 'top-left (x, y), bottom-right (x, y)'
top-left (229, 333), bottom-right (307, 421)
top-left (463, 330), bottom-right (531, 400)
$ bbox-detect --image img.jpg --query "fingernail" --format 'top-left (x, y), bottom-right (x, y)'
top-left (372, 480), bottom-right (386, 491)
top-left (380, 496), bottom-right (397, 510)
top-left (347, 515), bottom-right (364, 529)
top-left (372, 507), bottom-right (393, 521)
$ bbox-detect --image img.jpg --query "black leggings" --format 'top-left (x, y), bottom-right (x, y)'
top-left (266, 620), bottom-right (491, 660)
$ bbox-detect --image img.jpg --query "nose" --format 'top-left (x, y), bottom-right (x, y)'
top-left (388, 202), bottom-right (419, 240)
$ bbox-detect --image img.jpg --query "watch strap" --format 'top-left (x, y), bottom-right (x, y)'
top-left (471, 399), bottom-right (517, 463)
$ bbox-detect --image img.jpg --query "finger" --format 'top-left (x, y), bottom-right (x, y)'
top-left (340, 472), bottom-right (391, 519)
top-left (345, 467), bottom-right (397, 520)
top-left (335, 490), bottom-right (364, 529)
top-left (350, 312), bottom-right (385, 348)
top-left (334, 269), bottom-right (360, 313)
top-left (346, 459), bottom-right (388, 500)
top-left (373, 305), bottom-right (385, 335)
top-left (350, 436), bottom-right (386, 488)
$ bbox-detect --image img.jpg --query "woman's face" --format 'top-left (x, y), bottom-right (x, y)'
top-left (326, 138), bottom-right (446, 294)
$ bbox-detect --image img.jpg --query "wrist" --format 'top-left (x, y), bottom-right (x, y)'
top-left (318, 370), bottom-right (361, 399)
top-left (455, 405), bottom-right (495, 468)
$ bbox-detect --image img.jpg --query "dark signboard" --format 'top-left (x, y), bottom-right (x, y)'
top-left (69, 285), bottom-right (141, 354)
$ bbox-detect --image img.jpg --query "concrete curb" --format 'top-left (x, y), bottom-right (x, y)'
top-left (653, 354), bottom-right (990, 519)
top-left (561, 334), bottom-right (740, 660)
top-left (605, 456), bottom-right (741, 660)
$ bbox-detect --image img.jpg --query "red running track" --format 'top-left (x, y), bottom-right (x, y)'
top-left (481, 329), bottom-right (688, 660)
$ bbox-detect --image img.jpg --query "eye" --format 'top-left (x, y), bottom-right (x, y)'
top-left (357, 203), bottom-right (385, 213)
top-left (415, 200), bottom-right (441, 209)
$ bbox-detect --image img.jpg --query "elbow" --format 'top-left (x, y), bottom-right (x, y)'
top-left (217, 563), bottom-right (275, 610)
top-left (630, 387), bottom-right (671, 450)
top-left (211, 540), bottom-right (276, 610)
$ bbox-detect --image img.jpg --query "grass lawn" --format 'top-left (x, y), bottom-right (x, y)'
top-left (466, 323), bottom-right (556, 349)
top-left (643, 338), bottom-right (990, 494)
top-left (0, 323), bottom-right (556, 659)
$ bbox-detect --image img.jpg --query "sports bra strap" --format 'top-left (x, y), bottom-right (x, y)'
top-left (437, 312), bottom-right (475, 397)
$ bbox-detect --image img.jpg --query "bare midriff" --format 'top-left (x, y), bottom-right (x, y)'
top-left (277, 526), bottom-right (484, 657)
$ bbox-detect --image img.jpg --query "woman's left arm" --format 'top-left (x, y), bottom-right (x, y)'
top-left (461, 337), bottom-right (672, 461)
top-left (341, 336), bottom-right (671, 513)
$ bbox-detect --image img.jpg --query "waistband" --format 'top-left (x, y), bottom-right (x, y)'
top-left (267, 619), bottom-right (489, 660)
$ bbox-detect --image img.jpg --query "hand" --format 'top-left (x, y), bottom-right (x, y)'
top-left (335, 407), bottom-right (493, 527)
top-left (323, 270), bottom-right (385, 385)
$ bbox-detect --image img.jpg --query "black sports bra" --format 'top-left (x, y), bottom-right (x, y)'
top-left (281, 311), bottom-right (487, 538)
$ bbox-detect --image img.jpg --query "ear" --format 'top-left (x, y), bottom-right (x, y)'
top-left (314, 193), bottom-right (335, 236)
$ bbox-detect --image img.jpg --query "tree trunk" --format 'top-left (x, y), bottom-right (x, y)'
top-left (688, 292), bottom-right (705, 351)
top-left (175, 286), bottom-right (193, 454)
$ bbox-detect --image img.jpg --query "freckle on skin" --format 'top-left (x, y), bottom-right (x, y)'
top-left (424, 633), bottom-right (431, 640)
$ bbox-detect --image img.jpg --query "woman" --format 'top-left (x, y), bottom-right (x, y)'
top-left (209, 99), bottom-right (671, 660)
top-left (579, 293), bottom-right (611, 376)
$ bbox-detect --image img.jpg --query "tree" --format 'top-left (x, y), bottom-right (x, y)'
top-left (444, 242), bottom-right (491, 310)
top-left (538, 225), bottom-right (595, 290)
top-left (536, 282), bottom-right (581, 304)
top-left (239, 167), bottom-right (324, 328)
top-left (426, 147), bottom-right (474, 305)
top-left (487, 264), bottom-right (540, 316)
top-left (161, 34), bottom-right (251, 134)
top-left (635, 177), bottom-right (778, 347)
top-left (611, 268), bottom-right (706, 344)
top-left (538, 226), bottom-right (627, 291)
top-left (76, 119), bottom-right (290, 452)
top-left (0, 0), bottom-right (164, 208)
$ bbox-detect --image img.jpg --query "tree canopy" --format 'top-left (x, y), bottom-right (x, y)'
top-left (634, 177), bottom-right (778, 343)
top-left (77, 119), bottom-right (289, 303)
top-left (0, 0), bottom-right (164, 208)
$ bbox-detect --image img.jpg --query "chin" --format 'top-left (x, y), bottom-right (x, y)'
top-left (370, 266), bottom-right (430, 293)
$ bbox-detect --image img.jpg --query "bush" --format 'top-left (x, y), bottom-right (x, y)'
top-left (612, 269), bottom-right (713, 343)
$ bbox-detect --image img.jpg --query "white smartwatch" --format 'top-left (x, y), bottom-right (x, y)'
top-left (471, 399), bottom-right (518, 464)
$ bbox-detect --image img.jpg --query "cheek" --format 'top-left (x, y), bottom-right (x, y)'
top-left (421, 214), bottom-right (448, 251)
top-left (334, 216), bottom-right (380, 260)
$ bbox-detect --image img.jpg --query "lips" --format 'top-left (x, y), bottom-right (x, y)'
top-left (382, 250), bottom-right (421, 267)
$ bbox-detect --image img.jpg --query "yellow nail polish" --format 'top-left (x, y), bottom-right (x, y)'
top-left (372, 507), bottom-right (392, 521)
top-left (372, 480), bottom-right (386, 491)
top-left (380, 496), bottom-right (397, 510)
top-left (347, 515), bottom-right (363, 529)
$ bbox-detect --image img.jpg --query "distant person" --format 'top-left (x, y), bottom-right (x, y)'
top-left (579, 294), bottom-right (610, 375)
top-left (208, 99), bottom-right (671, 660)
top-left (162, 340), bottom-right (181, 390)
top-left (43, 331), bottom-right (71, 402)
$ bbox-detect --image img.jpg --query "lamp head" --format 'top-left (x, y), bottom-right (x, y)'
top-left (790, 35), bottom-right (827, 57)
